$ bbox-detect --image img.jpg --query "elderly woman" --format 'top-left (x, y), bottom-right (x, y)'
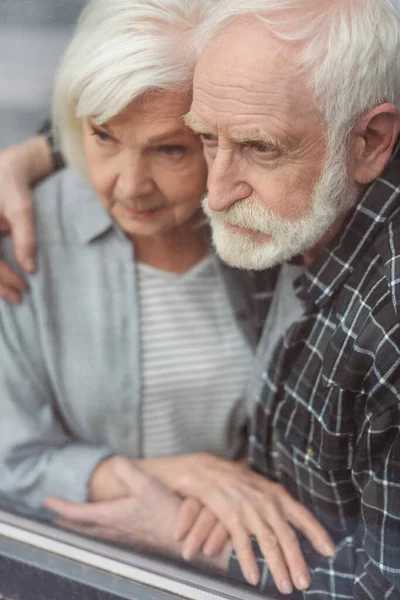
top-left (0, 0), bottom-right (269, 521)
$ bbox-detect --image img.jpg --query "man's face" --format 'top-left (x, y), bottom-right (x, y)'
top-left (188, 18), bottom-right (357, 269)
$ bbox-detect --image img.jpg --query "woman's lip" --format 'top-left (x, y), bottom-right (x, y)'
top-left (122, 205), bottom-right (164, 219)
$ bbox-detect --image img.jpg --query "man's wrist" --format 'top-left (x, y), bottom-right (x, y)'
top-left (13, 136), bottom-right (54, 185)
top-left (42, 129), bottom-right (65, 173)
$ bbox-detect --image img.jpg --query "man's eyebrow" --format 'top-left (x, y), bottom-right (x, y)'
top-left (230, 129), bottom-right (287, 151)
top-left (184, 111), bottom-right (213, 134)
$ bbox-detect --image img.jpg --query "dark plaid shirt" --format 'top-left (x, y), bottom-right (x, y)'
top-left (230, 139), bottom-right (400, 599)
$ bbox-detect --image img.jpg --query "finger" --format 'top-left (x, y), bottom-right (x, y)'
top-left (203, 491), bottom-right (260, 585)
top-left (230, 527), bottom-right (261, 587)
top-left (6, 201), bottom-right (37, 272)
top-left (269, 514), bottom-right (311, 592)
top-left (245, 508), bottom-right (294, 595)
top-left (181, 508), bottom-right (219, 560)
top-left (176, 498), bottom-right (203, 541)
top-left (0, 218), bottom-right (10, 233)
top-left (0, 284), bottom-right (23, 305)
top-left (44, 496), bottom-right (111, 524)
top-left (202, 522), bottom-right (230, 556)
top-left (286, 497), bottom-right (336, 557)
top-left (0, 260), bottom-right (28, 291)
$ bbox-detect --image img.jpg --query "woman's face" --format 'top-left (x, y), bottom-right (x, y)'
top-left (82, 91), bottom-right (207, 239)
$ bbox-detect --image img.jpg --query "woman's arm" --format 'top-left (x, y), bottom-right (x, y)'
top-left (0, 239), bottom-right (116, 515)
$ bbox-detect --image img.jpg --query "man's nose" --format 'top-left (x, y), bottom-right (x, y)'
top-left (118, 156), bottom-right (156, 200)
top-left (206, 149), bottom-right (253, 212)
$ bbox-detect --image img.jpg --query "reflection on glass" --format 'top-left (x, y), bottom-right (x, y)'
top-left (5, 1), bottom-right (397, 599)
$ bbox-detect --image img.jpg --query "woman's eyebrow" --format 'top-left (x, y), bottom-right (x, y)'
top-left (147, 128), bottom-right (188, 144)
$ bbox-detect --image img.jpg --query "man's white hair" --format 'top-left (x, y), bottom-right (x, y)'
top-left (53, 0), bottom-right (213, 177)
top-left (195, 0), bottom-right (400, 146)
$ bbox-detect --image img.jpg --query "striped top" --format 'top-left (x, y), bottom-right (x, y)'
top-left (137, 254), bottom-right (254, 459)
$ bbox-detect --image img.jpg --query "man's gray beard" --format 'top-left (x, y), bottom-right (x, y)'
top-left (202, 142), bottom-right (360, 271)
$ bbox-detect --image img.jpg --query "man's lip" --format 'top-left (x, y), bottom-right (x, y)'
top-left (224, 223), bottom-right (271, 243)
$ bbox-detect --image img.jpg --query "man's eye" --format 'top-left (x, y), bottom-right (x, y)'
top-left (91, 129), bottom-right (112, 142)
top-left (158, 145), bottom-right (186, 157)
top-left (251, 142), bottom-right (270, 153)
top-left (200, 134), bottom-right (218, 145)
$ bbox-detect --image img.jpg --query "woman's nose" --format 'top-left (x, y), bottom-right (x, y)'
top-left (117, 157), bottom-right (156, 200)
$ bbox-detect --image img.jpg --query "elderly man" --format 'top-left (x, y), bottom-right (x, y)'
top-left (1, 0), bottom-right (400, 598)
top-left (177, 0), bottom-right (400, 597)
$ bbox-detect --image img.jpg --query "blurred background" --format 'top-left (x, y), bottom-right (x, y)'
top-left (0, 0), bottom-right (84, 149)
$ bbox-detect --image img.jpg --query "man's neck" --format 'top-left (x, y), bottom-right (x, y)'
top-left (300, 215), bottom-right (347, 266)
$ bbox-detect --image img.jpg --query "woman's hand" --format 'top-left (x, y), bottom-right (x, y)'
top-left (0, 136), bottom-right (53, 302)
top-left (176, 497), bottom-right (230, 560)
top-left (138, 453), bottom-right (336, 594)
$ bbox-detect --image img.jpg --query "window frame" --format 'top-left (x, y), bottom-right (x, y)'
top-left (0, 509), bottom-right (273, 600)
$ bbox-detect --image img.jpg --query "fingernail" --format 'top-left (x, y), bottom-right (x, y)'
top-left (280, 579), bottom-right (293, 595)
top-left (323, 543), bottom-right (336, 557)
top-left (298, 573), bottom-right (311, 590)
top-left (182, 547), bottom-right (194, 561)
top-left (248, 569), bottom-right (259, 586)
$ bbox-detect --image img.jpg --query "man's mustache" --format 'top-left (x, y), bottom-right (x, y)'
top-left (201, 194), bottom-right (284, 234)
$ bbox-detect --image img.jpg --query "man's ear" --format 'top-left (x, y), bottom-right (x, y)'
top-left (351, 104), bottom-right (399, 185)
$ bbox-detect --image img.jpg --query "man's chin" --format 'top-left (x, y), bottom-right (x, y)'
top-left (211, 228), bottom-right (289, 271)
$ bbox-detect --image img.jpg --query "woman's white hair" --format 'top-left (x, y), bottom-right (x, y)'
top-left (195, 0), bottom-right (400, 147)
top-left (53, 0), bottom-right (214, 177)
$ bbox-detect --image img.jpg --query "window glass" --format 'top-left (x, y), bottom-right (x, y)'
top-left (0, 2), bottom-right (279, 598)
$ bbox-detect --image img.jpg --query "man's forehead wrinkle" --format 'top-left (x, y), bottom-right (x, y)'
top-left (193, 82), bottom-right (309, 129)
top-left (194, 59), bottom-right (309, 115)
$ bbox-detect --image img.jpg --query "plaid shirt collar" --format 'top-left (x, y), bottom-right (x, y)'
top-left (296, 137), bottom-right (400, 308)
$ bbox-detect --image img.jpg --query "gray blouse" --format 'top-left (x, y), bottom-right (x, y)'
top-left (0, 169), bottom-right (264, 517)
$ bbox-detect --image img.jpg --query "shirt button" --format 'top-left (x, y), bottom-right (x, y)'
top-left (306, 446), bottom-right (315, 458)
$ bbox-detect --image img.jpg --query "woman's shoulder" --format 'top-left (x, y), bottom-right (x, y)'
top-left (32, 168), bottom-right (110, 245)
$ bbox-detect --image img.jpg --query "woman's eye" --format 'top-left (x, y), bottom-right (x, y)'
top-left (91, 129), bottom-right (112, 142)
top-left (158, 145), bottom-right (186, 157)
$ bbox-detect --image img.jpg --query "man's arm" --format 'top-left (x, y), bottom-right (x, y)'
top-left (0, 133), bottom-right (57, 297)
top-left (351, 400), bottom-right (400, 598)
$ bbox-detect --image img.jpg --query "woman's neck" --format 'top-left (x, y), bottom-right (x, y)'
top-left (131, 222), bottom-right (209, 274)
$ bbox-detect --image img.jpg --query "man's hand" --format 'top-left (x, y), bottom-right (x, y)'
top-left (138, 454), bottom-right (336, 594)
top-left (0, 136), bottom-right (53, 301)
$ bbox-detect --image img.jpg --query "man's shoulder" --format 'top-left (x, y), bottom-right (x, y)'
top-left (371, 206), bottom-right (400, 318)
